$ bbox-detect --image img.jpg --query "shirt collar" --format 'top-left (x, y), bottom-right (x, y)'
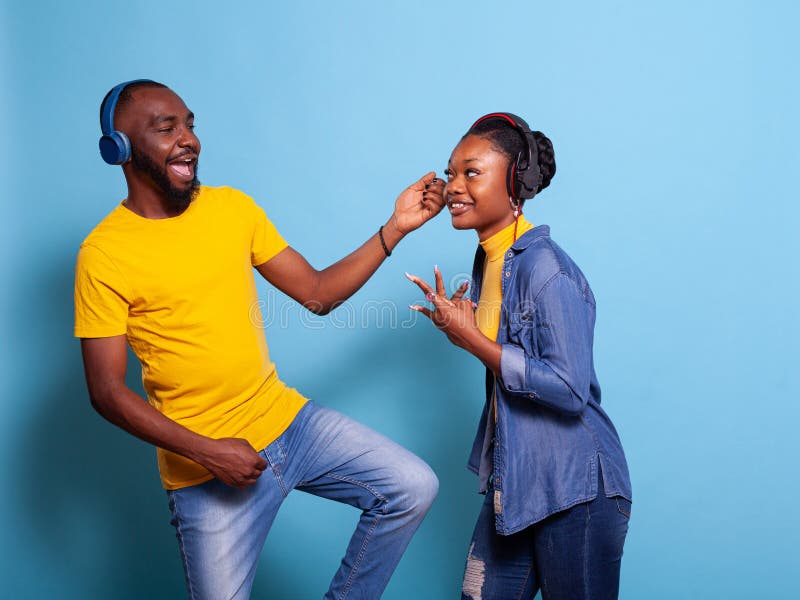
top-left (510, 224), bottom-right (550, 251)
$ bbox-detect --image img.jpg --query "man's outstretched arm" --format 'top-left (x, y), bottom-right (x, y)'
top-left (81, 335), bottom-right (267, 489)
top-left (256, 172), bottom-right (445, 314)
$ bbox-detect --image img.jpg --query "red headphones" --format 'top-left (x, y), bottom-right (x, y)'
top-left (470, 112), bottom-right (542, 201)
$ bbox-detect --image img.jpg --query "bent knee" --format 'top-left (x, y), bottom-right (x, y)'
top-left (396, 460), bottom-right (439, 514)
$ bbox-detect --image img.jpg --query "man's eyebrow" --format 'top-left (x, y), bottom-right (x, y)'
top-left (152, 114), bottom-right (178, 125)
top-left (151, 112), bottom-right (194, 125)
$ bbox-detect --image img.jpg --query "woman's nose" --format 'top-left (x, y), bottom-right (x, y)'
top-left (448, 175), bottom-right (465, 194)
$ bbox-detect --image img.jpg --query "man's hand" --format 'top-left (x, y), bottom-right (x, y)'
top-left (196, 438), bottom-right (268, 489)
top-left (81, 336), bottom-right (269, 490)
top-left (389, 172), bottom-right (446, 235)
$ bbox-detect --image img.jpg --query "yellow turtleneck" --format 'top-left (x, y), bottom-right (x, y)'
top-left (476, 215), bottom-right (534, 341)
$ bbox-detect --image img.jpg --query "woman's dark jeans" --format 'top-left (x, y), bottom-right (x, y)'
top-left (462, 471), bottom-right (630, 600)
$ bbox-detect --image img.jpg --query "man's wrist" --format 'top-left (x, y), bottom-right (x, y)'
top-left (184, 434), bottom-right (217, 465)
top-left (382, 216), bottom-right (406, 251)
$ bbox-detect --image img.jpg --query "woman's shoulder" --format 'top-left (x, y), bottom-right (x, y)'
top-left (514, 225), bottom-right (567, 275)
top-left (514, 226), bottom-right (592, 299)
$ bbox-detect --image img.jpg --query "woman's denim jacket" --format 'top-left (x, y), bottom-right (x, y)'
top-left (468, 225), bottom-right (632, 535)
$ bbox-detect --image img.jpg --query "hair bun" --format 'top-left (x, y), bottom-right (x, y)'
top-left (532, 131), bottom-right (556, 192)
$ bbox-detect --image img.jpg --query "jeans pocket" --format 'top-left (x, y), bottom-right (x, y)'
top-left (614, 496), bottom-right (632, 519)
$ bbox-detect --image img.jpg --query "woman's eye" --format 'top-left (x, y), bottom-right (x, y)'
top-left (466, 169), bottom-right (479, 177)
top-left (444, 169), bottom-right (454, 180)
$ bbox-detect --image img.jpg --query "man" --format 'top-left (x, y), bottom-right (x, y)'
top-left (75, 80), bottom-right (444, 599)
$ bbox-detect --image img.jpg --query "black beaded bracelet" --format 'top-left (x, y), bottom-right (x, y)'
top-left (378, 225), bottom-right (392, 257)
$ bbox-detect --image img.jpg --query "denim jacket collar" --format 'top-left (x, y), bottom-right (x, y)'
top-left (469, 225), bottom-right (551, 305)
top-left (510, 224), bottom-right (550, 252)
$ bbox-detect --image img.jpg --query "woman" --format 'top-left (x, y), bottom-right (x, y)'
top-left (406, 113), bottom-right (632, 600)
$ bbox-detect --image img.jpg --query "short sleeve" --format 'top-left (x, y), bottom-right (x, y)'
top-left (251, 203), bottom-right (289, 266)
top-left (74, 244), bottom-right (131, 338)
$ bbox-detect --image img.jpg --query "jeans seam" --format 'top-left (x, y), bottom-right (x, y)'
top-left (341, 512), bottom-right (382, 599)
top-left (515, 557), bottom-right (535, 600)
top-left (324, 472), bottom-right (389, 509)
top-left (265, 448), bottom-right (288, 497)
top-left (277, 438), bottom-right (287, 462)
top-left (322, 472), bottom-right (388, 599)
top-left (583, 502), bottom-right (590, 600)
top-left (169, 493), bottom-right (197, 600)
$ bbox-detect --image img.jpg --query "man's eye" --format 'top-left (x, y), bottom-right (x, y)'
top-left (466, 169), bottom-right (479, 177)
top-left (159, 127), bottom-right (174, 133)
top-left (188, 124), bottom-right (196, 131)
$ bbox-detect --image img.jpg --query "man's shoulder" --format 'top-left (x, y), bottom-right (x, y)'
top-left (198, 184), bottom-right (252, 205)
top-left (79, 202), bottom-right (128, 252)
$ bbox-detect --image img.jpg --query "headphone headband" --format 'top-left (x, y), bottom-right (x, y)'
top-left (99, 79), bottom-right (155, 165)
top-left (470, 112), bottom-right (542, 200)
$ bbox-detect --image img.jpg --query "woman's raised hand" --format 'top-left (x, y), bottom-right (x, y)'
top-left (405, 266), bottom-right (480, 350)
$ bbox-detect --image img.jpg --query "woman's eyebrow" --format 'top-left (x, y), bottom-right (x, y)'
top-left (448, 157), bottom-right (479, 167)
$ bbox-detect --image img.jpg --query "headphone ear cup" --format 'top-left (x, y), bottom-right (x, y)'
top-left (517, 132), bottom-right (541, 200)
top-left (507, 157), bottom-right (518, 199)
top-left (99, 131), bottom-right (131, 165)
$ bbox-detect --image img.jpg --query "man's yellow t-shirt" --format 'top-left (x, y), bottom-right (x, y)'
top-left (74, 185), bottom-right (308, 490)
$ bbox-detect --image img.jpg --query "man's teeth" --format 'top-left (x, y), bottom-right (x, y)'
top-left (449, 202), bottom-right (465, 208)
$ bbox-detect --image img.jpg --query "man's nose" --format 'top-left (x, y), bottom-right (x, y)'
top-left (178, 126), bottom-right (199, 150)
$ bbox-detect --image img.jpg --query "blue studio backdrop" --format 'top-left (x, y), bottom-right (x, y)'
top-left (2, 1), bottom-right (798, 598)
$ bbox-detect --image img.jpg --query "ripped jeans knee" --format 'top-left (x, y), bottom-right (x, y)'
top-left (462, 542), bottom-right (487, 599)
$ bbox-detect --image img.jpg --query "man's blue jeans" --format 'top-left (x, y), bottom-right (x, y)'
top-left (461, 470), bottom-right (630, 600)
top-left (166, 402), bottom-right (439, 599)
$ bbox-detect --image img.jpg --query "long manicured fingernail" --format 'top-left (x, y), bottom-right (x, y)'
top-left (409, 305), bottom-right (420, 311)
top-left (404, 272), bottom-right (413, 280)
top-left (434, 264), bottom-right (439, 272)
top-left (472, 302), bottom-right (478, 309)
top-left (462, 280), bottom-right (470, 288)
top-left (426, 293), bottom-right (435, 301)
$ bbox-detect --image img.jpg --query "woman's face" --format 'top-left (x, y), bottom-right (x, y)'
top-left (445, 135), bottom-right (516, 241)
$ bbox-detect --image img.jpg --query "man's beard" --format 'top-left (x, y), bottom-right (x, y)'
top-left (131, 147), bottom-right (200, 213)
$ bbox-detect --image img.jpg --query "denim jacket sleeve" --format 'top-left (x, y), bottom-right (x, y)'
top-left (499, 272), bottom-right (595, 416)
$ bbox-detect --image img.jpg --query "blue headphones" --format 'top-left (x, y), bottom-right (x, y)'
top-left (98, 79), bottom-right (154, 165)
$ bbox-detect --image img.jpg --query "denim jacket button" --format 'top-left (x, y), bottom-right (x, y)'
top-left (504, 271), bottom-right (510, 278)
